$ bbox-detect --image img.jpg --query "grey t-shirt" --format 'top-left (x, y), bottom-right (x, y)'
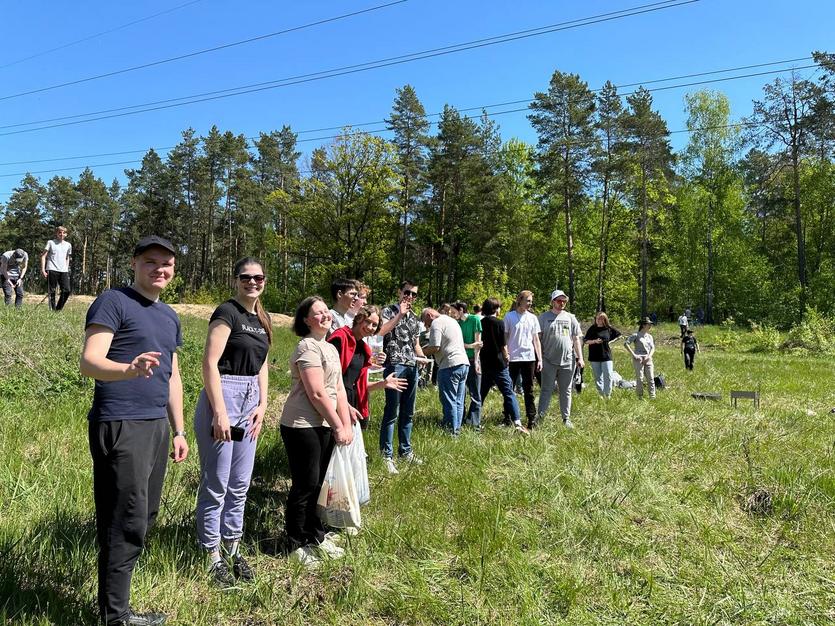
top-left (625, 331), bottom-right (655, 357)
top-left (538, 310), bottom-right (581, 368)
top-left (427, 314), bottom-right (469, 370)
top-left (44, 239), bottom-right (72, 272)
top-left (1, 250), bottom-right (28, 280)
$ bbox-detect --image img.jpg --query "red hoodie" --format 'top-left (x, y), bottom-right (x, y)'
top-left (327, 325), bottom-right (371, 418)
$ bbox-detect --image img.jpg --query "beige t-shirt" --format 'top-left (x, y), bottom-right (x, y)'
top-left (280, 337), bottom-right (341, 428)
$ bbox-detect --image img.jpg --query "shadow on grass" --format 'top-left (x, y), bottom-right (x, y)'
top-left (244, 436), bottom-right (291, 556)
top-left (0, 509), bottom-right (97, 625)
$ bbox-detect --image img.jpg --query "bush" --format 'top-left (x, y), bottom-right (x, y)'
top-left (748, 321), bottom-right (782, 353)
top-left (782, 308), bottom-right (835, 354)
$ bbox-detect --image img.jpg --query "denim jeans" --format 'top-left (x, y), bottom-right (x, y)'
top-left (1, 277), bottom-right (23, 307)
top-left (464, 358), bottom-right (482, 427)
top-left (380, 363), bottom-right (419, 458)
top-left (590, 360), bottom-right (614, 397)
top-left (480, 366), bottom-right (521, 423)
top-left (438, 363), bottom-right (469, 435)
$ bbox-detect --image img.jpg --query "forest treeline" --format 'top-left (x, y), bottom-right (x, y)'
top-left (2, 52), bottom-right (834, 327)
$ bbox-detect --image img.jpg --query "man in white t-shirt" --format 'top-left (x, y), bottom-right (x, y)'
top-left (537, 290), bottom-right (584, 429)
top-left (503, 290), bottom-right (542, 426)
top-left (422, 307), bottom-right (470, 436)
top-left (41, 225), bottom-right (73, 311)
top-left (678, 312), bottom-right (688, 338)
top-left (328, 277), bottom-right (360, 332)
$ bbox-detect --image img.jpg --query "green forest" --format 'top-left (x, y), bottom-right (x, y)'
top-left (2, 52), bottom-right (834, 328)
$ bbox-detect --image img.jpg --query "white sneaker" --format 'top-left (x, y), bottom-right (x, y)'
top-left (401, 452), bottom-right (423, 465)
top-left (563, 418), bottom-right (574, 429)
top-left (323, 531), bottom-right (344, 546)
top-left (384, 458), bottom-right (399, 474)
top-left (316, 537), bottom-right (345, 559)
top-left (290, 545), bottom-right (321, 569)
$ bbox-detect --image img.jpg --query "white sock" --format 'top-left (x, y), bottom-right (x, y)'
top-left (223, 538), bottom-right (240, 557)
top-left (208, 549), bottom-right (222, 566)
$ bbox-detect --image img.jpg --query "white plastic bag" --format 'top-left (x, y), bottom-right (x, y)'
top-left (350, 421), bottom-right (370, 505)
top-left (317, 444), bottom-right (361, 530)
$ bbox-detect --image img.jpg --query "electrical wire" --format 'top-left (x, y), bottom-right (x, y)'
top-left (0, 0), bottom-right (699, 136)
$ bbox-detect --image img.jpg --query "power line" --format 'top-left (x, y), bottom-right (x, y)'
top-left (0, 0), bottom-right (207, 71)
top-left (0, 55), bottom-right (816, 170)
top-left (0, 0), bottom-right (409, 102)
top-left (0, 0), bottom-right (699, 136)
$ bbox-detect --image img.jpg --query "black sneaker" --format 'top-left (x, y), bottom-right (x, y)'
top-left (111, 610), bottom-right (167, 626)
top-left (209, 559), bottom-right (235, 588)
top-left (232, 554), bottom-right (255, 582)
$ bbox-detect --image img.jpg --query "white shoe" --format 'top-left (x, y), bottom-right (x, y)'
top-left (563, 418), bottom-right (574, 429)
top-left (316, 537), bottom-right (345, 559)
top-left (323, 531), bottom-right (345, 546)
top-left (290, 545), bottom-right (321, 569)
top-left (401, 452), bottom-right (423, 465)
top-left (384, 458), bottom-right (399, 474)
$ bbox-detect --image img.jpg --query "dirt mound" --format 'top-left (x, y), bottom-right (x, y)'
top-left (22, 293), bottom-right (292, 327)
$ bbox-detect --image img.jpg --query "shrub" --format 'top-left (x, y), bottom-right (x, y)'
top-left (782, 308), bottom-right (835, 354)
top-left (747, 321), bottom-right (782, 353)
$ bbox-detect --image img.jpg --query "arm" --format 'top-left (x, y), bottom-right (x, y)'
top-left (40, 249), bottom-right (48, 278)
top-left (248, 358), bottom-right (269, 440)
top-left (472, 330), bottom-right (481, 374)
top-left (80, 325), bottom-right (162, 380)
top-left (423, 324), bottom-right (440, 356)
top-left (168, 353), bottom-right (188, 462)
top-left (368, 372), bottom-right (407, 393)
top-left (573, 335), bottom-right (585, 368)
top-left (624, 337), bottom-right (638, 360)
top-left (377, 302), bottom-right (407, 337)
top-left (414, 335), bottom-right (427, 359)
top-left (202, 320), bottom-right (234, 441)
top-left (17, 259), bottom-right (27, 281)
top-left (299, 366), bottom-right (352, 445)
top-left (533, 331), bottom-right (542, 372)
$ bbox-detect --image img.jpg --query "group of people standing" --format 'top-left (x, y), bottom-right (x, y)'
top-left (74, 233), bottom-right (704, 625)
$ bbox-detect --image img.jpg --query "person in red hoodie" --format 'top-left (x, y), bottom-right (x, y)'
top-left (328, 305), bottom-right (407, 429)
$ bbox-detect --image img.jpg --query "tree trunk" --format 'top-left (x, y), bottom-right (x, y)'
top-left (640, 166), bottom-right (648, 318)
top-left (564, 173), bottom-right (575, 305)
top-left (791, 147), bottom-right (807, 319)
top-left (596, 175), bottom-right (609, 313)
top-left (706, 198), bottom-right (714, 324)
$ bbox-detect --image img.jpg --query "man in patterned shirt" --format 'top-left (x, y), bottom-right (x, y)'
top-left (376, 280), bottom-right (428, 474)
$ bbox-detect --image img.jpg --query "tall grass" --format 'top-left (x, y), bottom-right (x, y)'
top-left (1, 304), bottom-right (833, 625)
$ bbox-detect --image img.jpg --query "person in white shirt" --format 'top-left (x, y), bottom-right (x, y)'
top-left (678, 312), bottom-right (688, 338)
top-left (422, 307), bottom-right (470, 436)
top-left (503, 290), bottom-right (542, 427)
top-left (536, 290), bottom-right (584, 429)
top-left (1, 248), bottom-right (28, 308)
top-left (328, 278), bottom-right (360, 332)
top-left (625, 318), bottom-right (657, 399)
top-left (41, 225), bottom-right (73, 311)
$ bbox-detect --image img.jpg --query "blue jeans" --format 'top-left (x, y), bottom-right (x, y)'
top-left (464, 358), bottom-right (482, 427)
top-left (438, 363), bottom-right (469, 435)
top-left (380, 363), bottom-right (419, 458)
top-left (590, 360), bottom-right (614, 397)
top-left (480, 366), bottom-right (521, 423)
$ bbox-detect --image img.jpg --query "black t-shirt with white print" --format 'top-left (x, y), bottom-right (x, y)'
top-left (211, 299), bottom-right (270, 376)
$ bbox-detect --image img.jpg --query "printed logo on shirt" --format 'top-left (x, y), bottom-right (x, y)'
top-left (242, 323), bottom-right (267, 335)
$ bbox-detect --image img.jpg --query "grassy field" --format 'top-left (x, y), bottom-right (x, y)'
top-left (0, 302), bottom-right (833, 625)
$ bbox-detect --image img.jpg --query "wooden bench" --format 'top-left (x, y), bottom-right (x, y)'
top-left (692, 392), bottom-right (722, 401)
top-left (731, 390), bottom-right (760, 409)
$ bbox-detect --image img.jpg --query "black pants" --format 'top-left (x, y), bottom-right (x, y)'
top-left (280, 425), bottom-right (334, 551)
top-left (508, 361), bottom-right (536, 420)
top-left (47, 270), bottom-right (71, 310)
top-left (89, 419), bottom-right (169, 624)
top-left (684, 349), bottom-right (696, 370)
top-left (680, 324), bottom-right (687, 338)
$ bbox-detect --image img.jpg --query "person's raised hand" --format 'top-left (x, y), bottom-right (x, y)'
top-left (127, 352), bottom-right (162, 378)
top-left (384, 372), bottom-right (408, 392)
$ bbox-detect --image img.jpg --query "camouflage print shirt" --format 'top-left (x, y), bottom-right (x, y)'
top-left (381, 304), bottom-right (422, 367)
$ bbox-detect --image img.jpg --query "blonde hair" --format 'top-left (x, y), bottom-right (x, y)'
top-left (515, 290), bottom-right (534, 308)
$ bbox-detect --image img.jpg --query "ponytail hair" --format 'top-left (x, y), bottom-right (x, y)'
top-left (234, 256), bottom-right (272, 345)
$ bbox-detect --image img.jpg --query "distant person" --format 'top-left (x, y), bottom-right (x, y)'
top-left (625, 318), bottom-right (656, 399)
top-left (536, 290), bottom-right (583, 429)
top-left (452, 301), bottom-right (483, 430)
top-left (678, 311), bottom-right (688, 338)
top-left (472, 303), bottom-right (483, 320)
top-left (377, 280), bottom-right (427, 474)
top-left (347, 282), bottom-right (370, 320)
top-left (422, 307), bottom-right (470, 436)
top-left (649, 311), bottom-right (658, 324)
top-left (280, 296), bottom-right (352, 568)
top-left (479, 297), bottom-right (526, 433)
top-left (667, 305), bottom-right (674, 322)
top-left (194, 258), bottom-right (271, 587)
top-left (329, 278), bottom-right (360, 331)
top-left (504, 290), bottom-right (542, 427)
top-left (79, 235), bottom-right (189, 626)
top-left (328, 304), bottom-right (406, 431)
top-left (584, 312), bottom-right (623, 398)
top-left (41, 226), bottom-right (72, 311)
top-left (681, 328), bottom-right (700, 371)
top-left (696, 306), bottom-right (705, 325)
top-left (0, 248), bottom-right (28, 308)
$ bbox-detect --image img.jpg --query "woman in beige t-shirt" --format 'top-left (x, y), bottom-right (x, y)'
top-left (280, 296), bottom-right (353, 567)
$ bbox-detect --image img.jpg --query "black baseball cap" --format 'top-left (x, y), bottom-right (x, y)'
top-left (133, 235), bottom-right (176, 257)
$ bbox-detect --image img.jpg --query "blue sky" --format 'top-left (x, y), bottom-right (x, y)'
top-left (0, 0), bottom-right (831, 202)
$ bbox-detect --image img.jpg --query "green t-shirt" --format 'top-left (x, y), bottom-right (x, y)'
top-left (458, 314), bottom-right (482, 360)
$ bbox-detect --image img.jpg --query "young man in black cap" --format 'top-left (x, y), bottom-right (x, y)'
top-left (80, 235), bottom-right (189, 626)
top-left (0, 248), bottom-right (28, 307)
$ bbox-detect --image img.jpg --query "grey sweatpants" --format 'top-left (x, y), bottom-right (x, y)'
top-left (537, 360), bottom-right (574, 421)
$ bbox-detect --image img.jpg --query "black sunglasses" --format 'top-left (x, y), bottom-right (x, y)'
top-left (402, 289), bottom-right (417, 297)
top-left (238, 274), bottom-right (265, 283)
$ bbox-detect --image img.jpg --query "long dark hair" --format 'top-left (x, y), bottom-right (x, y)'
top-left (481, 297), bottom-right (501, 316)
top-left (234, 257), bottom-right (272, 345)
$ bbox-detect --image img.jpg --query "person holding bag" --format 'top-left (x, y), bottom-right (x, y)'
top-left (194, 258), bottom-right (271, 587)
top-left (281, 296), bottom-right (353, 568)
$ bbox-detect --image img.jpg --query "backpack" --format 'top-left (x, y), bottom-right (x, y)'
top-left (654, 374), bottom-right (666, 390)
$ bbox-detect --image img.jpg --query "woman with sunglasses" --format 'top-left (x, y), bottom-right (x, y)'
top-left (194, 258), bottom-right (272, 587)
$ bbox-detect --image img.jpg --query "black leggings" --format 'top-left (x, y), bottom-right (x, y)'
top-left (280, 425), bottom-right (334, 551)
